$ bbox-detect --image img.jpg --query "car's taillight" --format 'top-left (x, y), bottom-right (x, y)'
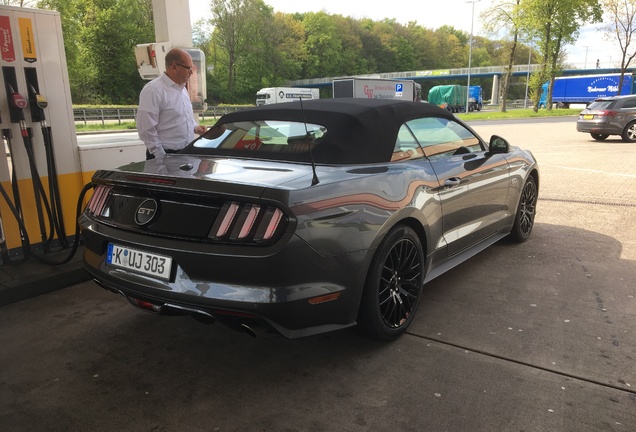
top-left (208, 201), bottom-right (287, 243)
top-left (85, 185), bottom-right (112, 217)
top-left (597, 110), bottom-right (618, 117)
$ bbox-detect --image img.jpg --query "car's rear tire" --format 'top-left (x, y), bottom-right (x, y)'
top-left (590, 133), bottom-right (609, 141)
top-left (509, 176), bottom-right (538, 243)
top-left (621, 121), bottom-right (636, 142)
top-left (358, 225), bottom-right (424, 341)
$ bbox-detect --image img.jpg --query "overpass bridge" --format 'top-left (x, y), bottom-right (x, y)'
top-left (289, 65), bottom-right (633, 103)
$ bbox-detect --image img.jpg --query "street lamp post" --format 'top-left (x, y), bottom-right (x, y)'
top-left (466, 0), bottom-right (481, 114)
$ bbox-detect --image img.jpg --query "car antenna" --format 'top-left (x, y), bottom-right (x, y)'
top-left (299, 97), bottom-right (320, 186)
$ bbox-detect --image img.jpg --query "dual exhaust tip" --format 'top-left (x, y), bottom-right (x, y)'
top-left (94, 280), bottom-right (269, 338)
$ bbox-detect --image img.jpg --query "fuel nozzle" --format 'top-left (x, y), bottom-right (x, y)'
top-left (9, 84), bottom-right (28, 110)
top-left (29, 84), bottom-right (48, 109)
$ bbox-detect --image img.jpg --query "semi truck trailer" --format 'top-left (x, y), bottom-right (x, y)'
top-left (332, 78), bottom-right (422, 102)
top-left (539, 73), bottom-right (635, 108)
top-left (256, 87), bottom-right (320, 105)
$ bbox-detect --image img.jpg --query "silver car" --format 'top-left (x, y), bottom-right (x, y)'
top-left (576, 95), bottom-right (636, 142)
top-left (80, 99), bottom-right (539, 340)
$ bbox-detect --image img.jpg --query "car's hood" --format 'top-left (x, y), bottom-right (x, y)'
top-left (114, 155), bottom-right (315, 188)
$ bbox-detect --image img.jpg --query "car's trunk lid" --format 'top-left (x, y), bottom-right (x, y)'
top-left (84, 155), bottom-right (310, 243)
top-left (115, 155), bottom-right (315, 188)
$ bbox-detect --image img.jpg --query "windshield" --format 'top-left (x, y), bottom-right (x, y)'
top-left (194, 120), bottom-right (326, 154)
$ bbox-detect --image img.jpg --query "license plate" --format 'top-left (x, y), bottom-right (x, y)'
top-left (107, 244), bottom-right (172, 281)
top-left (583, 114), bottom-right (594, 120)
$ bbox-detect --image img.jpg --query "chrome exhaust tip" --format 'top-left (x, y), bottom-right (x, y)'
top-left (240, 320), bottom-right (267, 338)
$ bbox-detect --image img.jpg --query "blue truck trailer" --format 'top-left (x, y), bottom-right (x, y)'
top-left (539, 73), bottom-right (634, 108)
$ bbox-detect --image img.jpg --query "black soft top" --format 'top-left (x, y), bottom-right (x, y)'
top-left (183, 98), bottom-right (456, 164)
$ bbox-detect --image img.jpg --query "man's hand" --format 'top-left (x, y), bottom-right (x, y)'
top-left (194, 125), bottom-right (207, 135)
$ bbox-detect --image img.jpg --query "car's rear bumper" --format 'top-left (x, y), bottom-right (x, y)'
top-left (576, 120), bottom-right (622, 135)
top-left (81, 227), bottom-right (369, 338)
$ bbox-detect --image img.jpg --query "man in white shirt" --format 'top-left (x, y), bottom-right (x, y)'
top-left (136, 48), bottom-right (207, 159)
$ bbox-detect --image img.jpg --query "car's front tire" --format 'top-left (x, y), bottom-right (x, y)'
top-left (509, 176), bottom-right (538, 243)
top-left (590, 133), bottom-right (609, 141)
top-left (358, 225), bottom-right (424, 341)
top-left (621, 121), bottom-right (636, 142)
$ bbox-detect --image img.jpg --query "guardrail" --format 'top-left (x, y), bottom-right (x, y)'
top-left (73, 101), bottom-right (548, 126)
top-left (73, 106), bottom-right (254, 126)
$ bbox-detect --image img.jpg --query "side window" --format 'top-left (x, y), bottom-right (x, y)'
top-left (405, 117), bottom-right (483, 159)
top-left (620, 98), bottom-right (636, 109)
top-left (391, 124), bottom-right (425, 162)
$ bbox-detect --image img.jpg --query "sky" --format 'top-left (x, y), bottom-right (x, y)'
top-left (188, 0), bottom-right (620, 70)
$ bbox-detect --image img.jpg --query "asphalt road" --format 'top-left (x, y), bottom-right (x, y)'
top-left (1, 117), bottom-right (635, 432)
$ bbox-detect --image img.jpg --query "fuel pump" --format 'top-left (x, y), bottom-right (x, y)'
top-left (0, 65), bottom-right (90, 265)
top-left (0, 6), bottom-right (86, 264)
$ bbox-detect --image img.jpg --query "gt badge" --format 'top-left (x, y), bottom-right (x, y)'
top-left (135, 199), bottom-right (158, 226)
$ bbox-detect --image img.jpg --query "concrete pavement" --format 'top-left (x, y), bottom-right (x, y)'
top-left (0, 117), bottom-right (635, 431)
top-left (0, 244), bottom-right (90, 308)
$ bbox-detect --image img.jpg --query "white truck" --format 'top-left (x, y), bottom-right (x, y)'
top-left (332, 78), bottom-right (422, 102)
top-left (255, 87), bottom-right (320, 105)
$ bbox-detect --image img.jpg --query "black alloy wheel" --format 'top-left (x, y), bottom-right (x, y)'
top-left (358, 225), bottom-right (424, 341)
top-left (621, 121), bottom-right (636, 142)
top-left (509, 176), bottom-right (538, 243)
top-left (590, 133), bottom-right (609, 141)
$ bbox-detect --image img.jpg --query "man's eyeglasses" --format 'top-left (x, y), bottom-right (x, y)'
top-left (174, 63), bottom-right (193, 72)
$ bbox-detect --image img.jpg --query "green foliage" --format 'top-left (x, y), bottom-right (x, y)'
top-left (208, 0), bottom-right (269, 100)
top-left (433, 29), bottom-right (466, 68)
top-left (519, 0), bottom-right (603, 109)
top-left (528, 68), bottom-right (550, 110)
top-left (303, 12), bottom-right (343, 77)
top-left (39, 0), bottom-right (602, 106)
top-left (38, 0), bottom-right (154, 104)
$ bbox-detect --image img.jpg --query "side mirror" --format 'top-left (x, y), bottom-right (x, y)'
top-left (489, 135), bottom-right (510, 154)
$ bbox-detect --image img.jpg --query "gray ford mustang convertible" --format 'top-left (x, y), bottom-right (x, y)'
top-left (80, 98), bottom-right (539, 340)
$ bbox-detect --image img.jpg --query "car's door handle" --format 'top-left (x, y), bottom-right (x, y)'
top-left (444, 177), bottom-right (462, 188)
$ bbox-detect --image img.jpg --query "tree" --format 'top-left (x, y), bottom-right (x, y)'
top-left (521, 0), bottom-right (602, 111)
top-left (38, 0), bottom-right (154, 104)
top-left (481, 0), bottom-right (522, 112)
top-left (404, 23), bottom-right (438, 70)
top-left (433, 27), bottom-right (467, 68)
top-left (302, 12), bottom-right (343, 77)
top-left (331, 16), bottom-right (368, 76)
top-left (265, 13), bottom-right (308, 83)
top-left (83, 0), bottom-right (155, 103)
top-left (602, 0), bottom-right (636, 94)
top-left (209, 0), bottom-right (265, 95)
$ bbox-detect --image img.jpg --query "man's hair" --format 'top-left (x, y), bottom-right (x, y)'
top-left (164, 49), bottom-right (183, 68)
